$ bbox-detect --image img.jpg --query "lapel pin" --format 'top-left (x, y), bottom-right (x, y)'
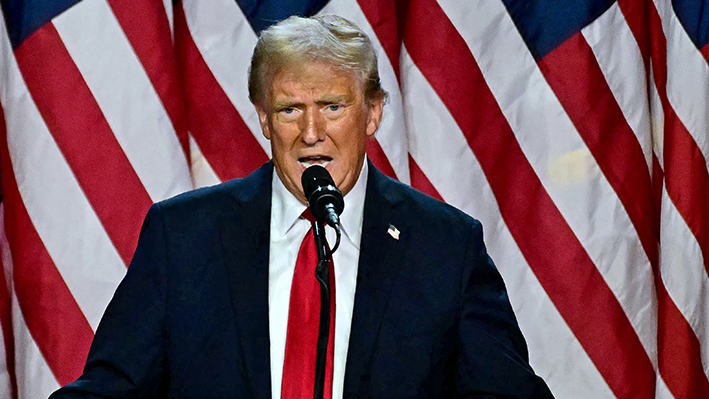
top-left (387, 224), bottom-right (400, 240)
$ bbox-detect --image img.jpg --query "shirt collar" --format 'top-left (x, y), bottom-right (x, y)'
top-left (271, 159), bottom-right (369, 249)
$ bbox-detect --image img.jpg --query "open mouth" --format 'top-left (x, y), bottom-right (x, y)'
top-left (299, 155), bottom-right (332, 168)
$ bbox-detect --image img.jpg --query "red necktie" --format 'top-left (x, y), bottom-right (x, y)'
top-left (281, 210), bottom-right (336, 399)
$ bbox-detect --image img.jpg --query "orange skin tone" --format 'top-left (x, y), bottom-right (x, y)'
top-left (256, 61), bottom-right (384, 205)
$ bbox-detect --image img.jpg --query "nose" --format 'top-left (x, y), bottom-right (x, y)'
top-left (301, 107), bottom-right (325, 145)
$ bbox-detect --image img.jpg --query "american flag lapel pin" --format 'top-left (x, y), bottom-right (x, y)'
top-left (387, 224), bottom-right (400, 240)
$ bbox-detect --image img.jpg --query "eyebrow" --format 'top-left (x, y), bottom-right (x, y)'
top-left (271, 93), bottom-right (352, 110)
top-left (272, 99), bottom-right (301, 110)
top-left (315, 94), bottom-right (348, 103)
top-left (315, 94), bottom-right (349, 104)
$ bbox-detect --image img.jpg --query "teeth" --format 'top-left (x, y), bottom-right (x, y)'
top-left (300, 157), bottom-right (331, 167)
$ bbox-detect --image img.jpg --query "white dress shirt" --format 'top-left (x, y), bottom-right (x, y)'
top-left (269, 161), bottom-right (368, 399)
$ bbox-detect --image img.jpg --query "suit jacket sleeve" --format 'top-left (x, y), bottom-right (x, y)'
top-left (456, 220), bottom-right (554, 398)
top-left (50, 203), bottom-right (169, 398)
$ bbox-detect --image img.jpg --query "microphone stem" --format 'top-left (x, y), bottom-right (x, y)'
top-left (330, 225), bottom-right (341, 255)
top-left (312, 220), bottom-right (331, 399)
top-left (312, 220), bottom-right (328, 263)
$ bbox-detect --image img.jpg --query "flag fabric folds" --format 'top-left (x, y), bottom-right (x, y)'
top-left (0, 0), bottom-right (707, 398)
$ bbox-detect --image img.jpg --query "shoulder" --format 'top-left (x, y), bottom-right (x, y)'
top-left (156, 179), bottom-right (241, 211)
top-left (150, 162), bottom-right (273, 220)
top-left (370, 167), bottom-right (482, 235)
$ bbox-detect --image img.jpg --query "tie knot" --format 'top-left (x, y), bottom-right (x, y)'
top-left (302, 208), bottom-right (317, 223)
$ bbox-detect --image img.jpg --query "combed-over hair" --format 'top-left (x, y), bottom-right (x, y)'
top-left (248, 14), bottom-right (385, 106)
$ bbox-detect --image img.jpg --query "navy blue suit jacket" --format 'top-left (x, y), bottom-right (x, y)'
top-left (51, 162), bottom-right (553, 398)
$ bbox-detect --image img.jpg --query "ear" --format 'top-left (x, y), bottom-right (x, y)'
top-left (256, 105), bottom-right (271, 140)
top-left (365, 95), bottom-right (385, 137)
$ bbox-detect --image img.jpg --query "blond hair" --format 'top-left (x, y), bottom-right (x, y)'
top-left (248, 14), bottom-right (385, 105)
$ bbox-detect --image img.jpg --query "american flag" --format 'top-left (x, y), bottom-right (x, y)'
top-left (0, 0), bottom-right (707, 397)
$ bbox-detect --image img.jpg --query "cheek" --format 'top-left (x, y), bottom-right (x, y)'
top-left (270, 125), bottom-right (299, 148)
top-left (269, 136), bottom-right (294, 166)
top-left (337, 134), bottom-right (368, 169)
top-left (344, 121), bottom-right (369, 153)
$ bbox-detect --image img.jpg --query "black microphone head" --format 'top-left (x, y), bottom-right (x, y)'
top-left (301, 165), bottom-right (344, 221)
top-left (301, 165), bottom-right (334, 199)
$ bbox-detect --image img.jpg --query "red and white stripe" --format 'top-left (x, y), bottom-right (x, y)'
top-left (1, 0), bottom-right (708, 398)
top-left (647, 0), bottom-right (709, 397)
top-left (175, 0), bottom-right (269, 184)
top-left (0, 0), bottom-right (192, 394)
top-left (0, 204), bottom-right (16, 399)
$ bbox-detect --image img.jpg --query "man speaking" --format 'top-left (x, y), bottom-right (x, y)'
top-left (51, 14), bottom-right (553, 399)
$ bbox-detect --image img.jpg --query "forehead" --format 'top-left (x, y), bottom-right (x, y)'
top-left (267, 61), bottom-right (363, 101)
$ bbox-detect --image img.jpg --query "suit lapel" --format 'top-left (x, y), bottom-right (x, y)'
top-left (344, 163), bottom-right (407, 397)
top-left (217, 161), bottom-right (408, 398)
top-left (220, 162), bottom-right (273, 399)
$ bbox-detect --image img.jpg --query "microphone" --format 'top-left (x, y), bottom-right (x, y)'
top-left (301, 165), bottom-right (341, 399)
top-left (301, 165), bottom-right (344, 227)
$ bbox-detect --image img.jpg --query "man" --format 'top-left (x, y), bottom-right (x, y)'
top-left (52, 14), bottom-right (553, 398)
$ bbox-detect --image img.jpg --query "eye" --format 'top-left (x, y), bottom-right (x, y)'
top-left (277, 107), bottom-right (300, 121)
top-left (324, 104), bottom-right (345, 116)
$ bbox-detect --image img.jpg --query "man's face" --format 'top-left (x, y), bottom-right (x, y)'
top-left (256, 60), bottom-right (384, 204)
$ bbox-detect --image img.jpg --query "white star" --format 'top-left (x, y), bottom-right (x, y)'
top-left (387, 224), bottom-right (400, 240)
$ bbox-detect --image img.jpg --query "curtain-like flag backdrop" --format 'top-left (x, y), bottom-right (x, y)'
top-left (0, 0), bottom-right (707, 397)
